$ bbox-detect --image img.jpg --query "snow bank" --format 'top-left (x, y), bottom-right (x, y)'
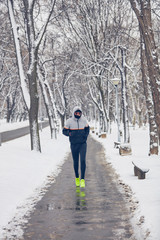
top-left (0, 127), bottom-right (70, 239)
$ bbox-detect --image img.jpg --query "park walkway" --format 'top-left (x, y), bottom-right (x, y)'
top-left (23, 136), bottom-right (135, 240)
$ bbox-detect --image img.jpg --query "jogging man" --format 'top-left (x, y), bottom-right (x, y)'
top-left (62, 106), bottom-right (90, 188)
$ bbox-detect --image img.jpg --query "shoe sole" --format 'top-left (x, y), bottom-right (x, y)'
top-left (80, 184), bottom-right (85, 188)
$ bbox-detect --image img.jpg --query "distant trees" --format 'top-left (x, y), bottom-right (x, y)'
top-left (0, 2), bottom-right (26, 122)
top-left (63, 0), bottom-right (140, 142)
top-left (0, 0), bottom-right (159, 154)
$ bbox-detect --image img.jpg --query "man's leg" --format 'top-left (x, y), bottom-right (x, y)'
top-left (80, 143), bottom-right (87, 179)
top-left (71, 144), bottom-right (80, 178)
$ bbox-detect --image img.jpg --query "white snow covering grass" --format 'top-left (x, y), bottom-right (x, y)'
top-left (92, 124), bottom-right (160, 240)
top-left (0, 120), bottom-right (29, 132)
top-left (0, 122), bottom-right (160, 239)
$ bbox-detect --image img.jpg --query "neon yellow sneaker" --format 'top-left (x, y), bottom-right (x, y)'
top-left (80, 179), bottom-right (85, 188)
top-left (75, 178), bottom-right (80, 187)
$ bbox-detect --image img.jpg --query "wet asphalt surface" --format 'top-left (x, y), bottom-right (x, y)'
top-left (22, 136), bottom-right (134, 240)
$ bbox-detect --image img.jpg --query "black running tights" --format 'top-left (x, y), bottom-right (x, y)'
top-left (71, 143), bottom-right (87, 179)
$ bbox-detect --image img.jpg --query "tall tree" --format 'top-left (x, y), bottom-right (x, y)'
top-left (140, 29), bottom-right (158, 155)
top-left (129, 0), bottom-right (160, 143)
top-left (109, 46), bottom-right (130, 143)
top-left (7, 0), bottom-right (57, 151)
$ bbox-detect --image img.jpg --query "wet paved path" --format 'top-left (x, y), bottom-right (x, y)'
top-left (23, 136), bottom-right (134, 240)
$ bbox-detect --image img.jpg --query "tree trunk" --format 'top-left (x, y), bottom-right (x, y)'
top-left (120, 47), bottom-right (130, 143)
top-left (7, 0), bottom-right (30, 110)
top-left (6, 97), bottom-right (11, 123)
top-left (23, 0), bottom-right (42, 151)
top-left (99, 87), bottom-right (108, 132)
top-left (38, 67), bottom-right (57, 139)
top-left (140, 29), bottom-right (158, 155)
top-left (60, 114), bottom-right (65, 129)
top-left (127, 81), bottom-right (136, 129)
top-left (28, 61), bottom-right (41, 151)
top-left (93, 78), bottom-right (109, 132)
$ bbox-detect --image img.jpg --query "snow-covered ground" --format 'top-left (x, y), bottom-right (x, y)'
top-left (0, 120), bottom-right (30, 132)
top-left (0, 121), bottom-right (159, 239)
top-left (0, 123), bottom-right (70, 239)
top-left (92, 124), bottom-right (160, 240)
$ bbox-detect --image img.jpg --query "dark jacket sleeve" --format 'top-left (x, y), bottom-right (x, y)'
top-left (62, 127), bottom-right (70, 137)
top-left (62, 118), bottom-right (70, 137)
top-left (84, 126), bottom-right (90, 137)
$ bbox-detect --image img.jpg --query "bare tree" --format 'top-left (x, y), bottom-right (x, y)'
top-left (7, 0), bottom-right (57, 151)
top-left (38, 62), bottom-right (58, 139)
top-left (109, 46), bottom-right (130, 143)
top-left (129, 0), bottom-right (160, 143)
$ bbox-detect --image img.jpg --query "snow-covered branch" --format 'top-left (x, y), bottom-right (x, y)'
top-left (35, 0), bottom-right (57, 49)
top-left (88, 81), bottom-right (103, 112)
top-left (7, 0), bottom-right (30, 110)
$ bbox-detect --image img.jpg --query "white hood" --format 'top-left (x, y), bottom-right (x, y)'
top-left (72, 106), bottom-right (82, 119)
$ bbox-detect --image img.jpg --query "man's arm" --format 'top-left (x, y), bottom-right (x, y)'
top-left (62, 119), bottom-right (70, 136)
top-left (84, 124), bottom-right (90, 137)
top-left (62, 127), bottom-right (70, 136)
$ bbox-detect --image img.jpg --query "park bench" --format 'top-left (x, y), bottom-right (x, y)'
top-left (114, 141), bottom-right (120, 148)
top-left (132, 161), bottom-right (149, 179)
top-left (100, 132), bottom-right (107, 138)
